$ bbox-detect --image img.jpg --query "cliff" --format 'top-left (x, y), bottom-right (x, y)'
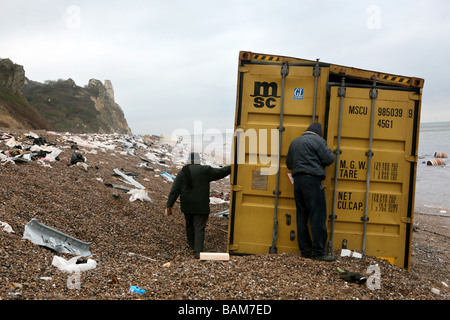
top-left (0, 58), bottom-right (52, 130)
top-left (0, 58), bottom-right (132, 134)
top-left (23, 78), bottom-right (132, 134)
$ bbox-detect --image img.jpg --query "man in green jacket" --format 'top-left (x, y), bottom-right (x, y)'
top-left (166, 152), bottom-right (231, 258)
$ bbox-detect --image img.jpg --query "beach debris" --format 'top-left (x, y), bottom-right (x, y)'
top-left (199, 252), bottom-right (230, 261)
top-left (340, 249), bottom-right (362, 258)
top-left (434, 152), bottom-right (448, 158)
top-left (23, 218), bottom-right (92, 256)
top-left (213, 209), bottom-right (229, 218)
top-left (431, 287), bottom-right (441, 295)
top-left (138, 162), bottom-right (154, 171)
top-left (427, 158), bottom-right (446, 166)
top-left (70, 151), bottom-right (86, 165)
top-left (113, 168), bottom-right (145, 189)
top-left (1, 221), bottom-right (14, 233)
top-left (209, 197), bottom-right (228, 205)
top-left (105, 183), bottom-right (132, 192)
top-left (52, 255), bottom-right (97, 273)
top-left (163, 262), bottom-right (171, 268)
top-left (129, 286), bottom-right (146, 294)
top-left (161, 171), bottom-right (175, 182)
top-left (127, 189), bottom-right (151, 202)
top-left (128, 252), bottom-right (157, 261)
top-left (0, 132), bottom-right (64, 165)
top-left (336, 267), bottom-right (367, 284)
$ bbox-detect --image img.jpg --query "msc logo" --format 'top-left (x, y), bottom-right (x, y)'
top-left (251, 81), bottom-right (280, 108)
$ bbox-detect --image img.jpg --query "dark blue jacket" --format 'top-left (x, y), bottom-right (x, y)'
top-left (286, 131), bottom-right (334, 180)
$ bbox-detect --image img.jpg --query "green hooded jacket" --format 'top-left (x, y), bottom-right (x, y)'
top-left (166, 164), bottom-right (231, 214)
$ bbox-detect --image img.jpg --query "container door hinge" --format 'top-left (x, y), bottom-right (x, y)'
top-left (232, 185), bottom-right (242, 192)
top-left (405, 155), bottom-right (418, 163)
top-left (401, 217), bottom-right (412, 224)
top-left (238, 66), bottom-right (250, 73)
top-left (409, 92), bottom-right (421, 101)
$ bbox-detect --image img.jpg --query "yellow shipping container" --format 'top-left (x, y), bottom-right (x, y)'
top-left (227, 51), bottom-right (424, 269)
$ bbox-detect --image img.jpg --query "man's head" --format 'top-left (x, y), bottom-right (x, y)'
top-left (189, 152), bottom-right (200, 164)
top-left (306, 122), bottom-right (322, 136)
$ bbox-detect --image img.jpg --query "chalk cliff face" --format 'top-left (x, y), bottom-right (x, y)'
top-left (0, 58), bottom-right (132, 134)
top-left (0, 59), bottom-right (51, 130)
top-left (86, 79), bottom-right (131, 134)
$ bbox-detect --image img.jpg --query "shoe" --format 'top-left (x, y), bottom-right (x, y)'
top-left (312, 255), bottom-right (337, 262)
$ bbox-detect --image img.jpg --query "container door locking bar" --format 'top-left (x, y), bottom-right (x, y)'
top-left (312, 59), bottom-right (321, 123)
top-left (362, 79), bottom-right (378, 254)
top-left (328, 77), bottom-right (345, 254)
top-left (269, 61), bottom-right (289, 254)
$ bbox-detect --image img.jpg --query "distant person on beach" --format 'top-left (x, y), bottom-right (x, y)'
top-left (286, 122), bottom-right (336, 262)
top-left (166, 152), bottom-right (231, 258)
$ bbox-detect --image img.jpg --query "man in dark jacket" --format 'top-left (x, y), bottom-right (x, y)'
top-left (166, 152), bottom-right (231, 258)
top-left (286, 122), bottom-right (336, 261)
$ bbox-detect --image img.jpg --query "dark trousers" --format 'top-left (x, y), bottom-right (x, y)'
top-left (293, 175), bottom-right (328, 257)
top-left (183, 213), bottom-right (209, 254)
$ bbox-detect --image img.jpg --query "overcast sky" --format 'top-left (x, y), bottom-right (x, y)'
top-left (1, 0), bottom-right (449, 135)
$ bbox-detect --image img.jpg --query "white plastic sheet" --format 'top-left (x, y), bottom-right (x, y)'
top-left (127, 189), bottom-right (151, 202)
top-left (52, 255), bottom-right (97, 273)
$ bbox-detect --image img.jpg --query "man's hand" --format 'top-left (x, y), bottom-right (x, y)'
top-left (165, 207), bottom-right (173, 216)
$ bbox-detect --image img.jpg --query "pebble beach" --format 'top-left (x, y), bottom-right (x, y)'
top-left (0, 129), bottom-right (448, 307)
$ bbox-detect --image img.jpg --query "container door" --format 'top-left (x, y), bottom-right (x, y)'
top-left (228, 59), bottom-right (329, 255)
top-left (325, 81), bottom-right (420, 268)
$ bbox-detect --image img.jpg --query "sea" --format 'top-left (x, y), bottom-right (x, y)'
top-left (416, 121), bottom-right (450, 214)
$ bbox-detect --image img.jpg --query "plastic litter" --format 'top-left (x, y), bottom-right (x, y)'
top-left (52, 255), bottom-right (97, 273)
top-left (161, 171), bottom-right (174, 182)
top-left (336, 267), bottom-right (367, 284)
top-left (71, 151), bottom-right (85, 165)
top-left (127, 189), bottom-right (151, 202)
top-left (129, 286), bottom-right (146, 294)
top-left (340, 249), bottom-right (362, 258)
top-left (113, 168), bottom-right (145, 189)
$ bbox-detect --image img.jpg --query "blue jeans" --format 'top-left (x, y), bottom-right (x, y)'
top-left (293, 175), bottom-right (328, 257)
